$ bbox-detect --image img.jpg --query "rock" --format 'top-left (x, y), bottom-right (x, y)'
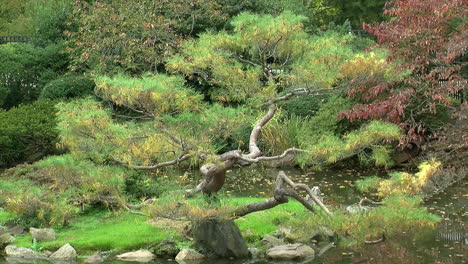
top-left (175, 249), bottom-right (206, 261)
top-left (192, 219), bottom-right (249, 258)
top-left (150, 237), bottom-right (179, 258)
top-left (261, 235), bottom-right (285, 248)
top-left (346, 204), bottom-right (370, 214)
top-left (0, 233), bottom-right (15, 247)
top-left (49, 244), bottom-right (77, 260)
top-left (248, 248), bottom-right (261, 259)
top-left (266, 243), bottom-right (315, 260)
top-left (116, 249), bottom-right (155, 262)
top-left (4, 245), bottom-right (48, 259)
top-left (4, 225), bottom-right (24, 236)
top-left (84, 252), bottom-right (104, 263)
top-left (30, 228), bottom-right (56, 242)
top-left (305, 186), bottom-right (323, 206)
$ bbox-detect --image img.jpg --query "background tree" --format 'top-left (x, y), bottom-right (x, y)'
top-left (58, 13), bottom-right (401, 197)
top-left (66, 0), bottom-right (256, 75)
top-left (341, 0), bottom-right (467, 143)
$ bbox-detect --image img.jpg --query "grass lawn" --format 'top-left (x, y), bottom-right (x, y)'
top-left (6, 197), bottom-right (310, 253)
top-left (12, 210), bottom-right (177, 253)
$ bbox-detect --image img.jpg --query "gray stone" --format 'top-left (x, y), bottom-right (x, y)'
top-left (84, 252), bottom-right (104, 263)
top-left (261, 234), bottom-right (285, 248)
top-left (305, 186), bottom-right (323, 206)
top-left (266, 243), bottom-right (315, 260)
top-left (116, 249), bottom-right (155, 262)
top-left (0, 233), bottom-right (15, 247)
top-left (49, 244), bottom-right (77, 260)
top-left (346, 204), bottom-right (371, 214)
top-left (175, 249), bottom-right (206, 261)
top-left (248, 248), bottom-right (261, 259)
top-left (192, 219), bottom-right (249, 259)
top-left (4, 245), bottom-right (47, 259)
top-left (30, 228), bottom-right (56, 242)
top-left (4, 225), bottom-right (24, 236)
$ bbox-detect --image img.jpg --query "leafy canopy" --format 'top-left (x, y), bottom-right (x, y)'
top-left (168, 12), bottom-right (397, 104)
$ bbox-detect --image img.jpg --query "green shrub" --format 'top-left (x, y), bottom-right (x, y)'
top-left (124, 171), bottom-right (165, 200)
top-left (0, 43), bottom-right (69, 108)
top-left (278, 95), bottom-right (325, 117)
top-left (0, 100), bottom-right (59, 168)
top-left (0, 155), bottom-right (128, 226)
top-left (40, 74), bottom-right (95, 100)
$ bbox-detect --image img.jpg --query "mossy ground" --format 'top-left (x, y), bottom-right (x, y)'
top-left (2, 198), bottom-right (307, 254)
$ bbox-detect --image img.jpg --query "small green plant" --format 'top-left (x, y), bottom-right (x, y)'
top-left (31, 239), bottom-right (43, 252)
top-left (39, 74), bottom-right (95, 100)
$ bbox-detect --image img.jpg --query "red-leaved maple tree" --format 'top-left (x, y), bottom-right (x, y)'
top-left (341, 0), bottom-right (467, 143)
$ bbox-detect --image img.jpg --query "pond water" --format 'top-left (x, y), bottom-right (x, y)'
top-left (1, 168), bottom-right (466, 264)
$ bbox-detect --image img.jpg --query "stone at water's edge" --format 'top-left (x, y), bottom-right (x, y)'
top-left (266, 243), bottom-right (315, 260)
top-left (0, 233), bottom-right (15, 248)
top-left (85, 252), bottom-right (104, 263)
top-left (30, 227), bottom-right (56, 242)
top-left (192, 218), bottom-right (250, 259)
top-left (175, 249), bottom-right (207, 261)
top-left (49, 243), bottom-right (77, 260)
top-left (116, 249), bottom-right (155, 262)
top-left (4, 245), bottom-right (48, 259)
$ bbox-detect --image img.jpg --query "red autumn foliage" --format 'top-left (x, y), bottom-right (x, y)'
top-left (341, 0), bottom-right (467, 137)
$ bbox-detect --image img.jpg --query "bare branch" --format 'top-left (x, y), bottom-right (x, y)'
top-left (240, 147), bottom-right (305, 163)
top-left (246, 104), bottom-right (277, 159)
top-left (231, 171), bottom-right (332, 218)
top-left (114, 154), bottom-right (190, 170)
top-left (123, 204), bottom-right (149, 217)
top-left (278, 171), bottom-right (333, 216)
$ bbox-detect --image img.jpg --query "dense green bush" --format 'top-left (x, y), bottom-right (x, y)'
top-left (0, 155), bottom-right (128, 226)
top-left (0, 43), bottom-right (69, 108)
top-left (0, 100), bottom-right (59, 168)
top-left (40, 74), bottom-right (95, 100)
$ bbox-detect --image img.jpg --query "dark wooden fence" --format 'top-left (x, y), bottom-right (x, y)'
top-left (0, 36), bottom-right (33, 44)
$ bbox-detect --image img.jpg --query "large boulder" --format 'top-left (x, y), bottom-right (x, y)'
top-left (266, 243), bottom-right (315, 260)
top-left (175, 249), bottom-right (206, 261)
top-left (192, 219), bottom-right (249, 259)
top-left (30, 228), bottom-right (56, 242)
top-left (116, 249), bottom-right (155, 262)
top-left (0, 233), bottom-right (15, 248)
top-left (49, 244), bottom-right (77, 260)
top-left (4, 245), bottom-right (48, 259)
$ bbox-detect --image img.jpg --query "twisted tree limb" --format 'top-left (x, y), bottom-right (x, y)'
top-left (114, 154), bottom-right (190, 170)
top-left (232, 171), bottom-right (332, 218)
